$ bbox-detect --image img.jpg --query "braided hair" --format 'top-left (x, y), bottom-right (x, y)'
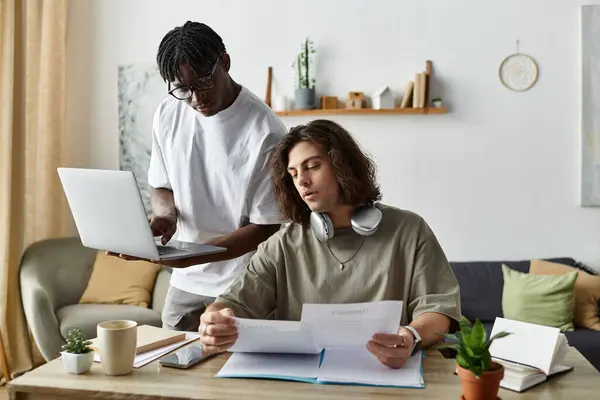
top-left (156, 21), bottom-right (226, 83)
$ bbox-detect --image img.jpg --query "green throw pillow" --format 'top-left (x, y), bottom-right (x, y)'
top-left (501, 264), bottom-right (577, 332)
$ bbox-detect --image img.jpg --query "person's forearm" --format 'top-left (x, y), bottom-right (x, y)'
top-left (151, 188), bottom-right (177, 218)
top-left (176, 223), bottom-right (280, 267)
top-left (409, 312), bottom-right (451, 348)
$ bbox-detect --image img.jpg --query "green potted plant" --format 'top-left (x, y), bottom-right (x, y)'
top-left (431, 97), bottom-right (443, 108)
top-left (438, 316), bottom-right (511, 400)
top-left (292, 37), bottom-right (316, 110)
top-left (60, 328), bottom-right (94, 374)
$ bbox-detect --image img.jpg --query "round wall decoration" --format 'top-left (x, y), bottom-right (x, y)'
top-left (498, 41), bottom-right (539, 92)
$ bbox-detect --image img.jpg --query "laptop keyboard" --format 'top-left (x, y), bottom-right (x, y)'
top-left (157, 246), bottom-right (190, 256)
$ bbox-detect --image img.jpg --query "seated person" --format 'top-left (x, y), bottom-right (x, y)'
top-left (199, 119), bottom-right (461, 369)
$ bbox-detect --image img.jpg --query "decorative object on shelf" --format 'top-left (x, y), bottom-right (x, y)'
top-left (438, 316), bottom-right (511, 400)
top-left (399, 80), bottom-right (414, 108)
top-left (346, 92), bottom-right (365, 109)
top-left (499, 40), bottom-right (539, 92)
top-left (424, 60), bottom-right (432, 106)
top-left (275, 106), bottom-right (446, 117)
top-left (431, 97), bottom-right (443, 108)
top-left (292, 37), bottom-right (316, 110)
top-left (273, 95), bottom-right (288, 112)
top-left (60, 328), bottom-right (94, 374)
top-left (321, 96), bottom-right (338, 109)
top-left (372, 86), bottom-right (395, 110)
top-left (265, 66), bottom-right (272, 107)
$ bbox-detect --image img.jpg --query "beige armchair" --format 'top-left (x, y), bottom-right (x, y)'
top-left (19, 237), bottom-right (171, 361)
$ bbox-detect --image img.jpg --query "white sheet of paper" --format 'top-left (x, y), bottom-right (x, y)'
top-left (488, 317), bottom-right (561, 375)
top-left (216, 352), bottom-right (321, 380)
top-left (229, 318), bottom-right (322, 354)
top-left (317, 348), bottom-right (424, 387)
top-left (300, 300), bottom-right (403, 349)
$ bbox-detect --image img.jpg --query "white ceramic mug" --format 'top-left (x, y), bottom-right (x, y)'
top-left (97, 320), bottom-right (137, 375)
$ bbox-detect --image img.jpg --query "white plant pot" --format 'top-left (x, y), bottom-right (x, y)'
top-left (61, 351), bottom-right (94, 374)
top-left (432, 100), bottom-right (442, 108)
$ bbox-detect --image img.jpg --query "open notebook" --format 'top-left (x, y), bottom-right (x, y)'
top-left (217, 348), bottom-right (424, 388)
top-left (216, 301), bottom-right (424, 388)
top-left (488, 318), bottom-right (573, 392)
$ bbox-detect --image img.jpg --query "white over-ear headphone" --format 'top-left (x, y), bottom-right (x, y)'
top-left (310, 204), bottom-right (383, 242)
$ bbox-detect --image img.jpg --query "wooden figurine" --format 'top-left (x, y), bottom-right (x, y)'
top-left (321, 96), bottom-right (338, 109)
top-left (346, 92), bottom-right (364, 109)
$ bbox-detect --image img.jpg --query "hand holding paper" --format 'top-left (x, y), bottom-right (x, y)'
top-left (199, 308), bottom-right (238, 354)
top-left (216, 301), bottom-right (426, 388)
top-left (367, 328), bottom-right (414, 369)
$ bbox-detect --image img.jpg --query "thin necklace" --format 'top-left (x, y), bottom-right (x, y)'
top-left (326, 236), bottom-right (367, 271)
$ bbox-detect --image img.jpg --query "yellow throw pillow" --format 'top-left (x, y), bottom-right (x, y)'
top-left (79, 251), bottom-right (162, 308)
top-left (530, 259), bottom-right (600, 331)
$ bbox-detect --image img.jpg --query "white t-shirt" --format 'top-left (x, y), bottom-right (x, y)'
top-left (147, 86), bottom-right (286, 297)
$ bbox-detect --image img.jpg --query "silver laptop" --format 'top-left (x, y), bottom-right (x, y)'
top-left (57, 167), bottom-right (227, 261)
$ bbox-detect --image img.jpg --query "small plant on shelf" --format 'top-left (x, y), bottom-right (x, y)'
top-left (60, 328), bottom-right (95, 374)
top-left (438, 316), bottom-right (511, 400)
top-left (292, 37), bottom-right (316, 110)
top-left (431, 97), bottom-right (443, 108)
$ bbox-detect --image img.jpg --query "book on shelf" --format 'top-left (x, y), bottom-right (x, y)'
top-left (216, 301), bottom-right (424, 388)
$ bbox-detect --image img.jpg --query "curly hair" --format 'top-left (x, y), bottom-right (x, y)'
top-left (270, 119), bottom-right (382, 226)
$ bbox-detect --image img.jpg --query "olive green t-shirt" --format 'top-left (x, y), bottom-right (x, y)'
top-left (216, 203), bottom-right (461, 326)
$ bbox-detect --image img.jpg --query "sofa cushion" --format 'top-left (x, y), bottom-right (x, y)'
top-left (449, 258), bottom-right (578, 323)
top-left (79, 251), bottom-right (162, 308)
top-left (530, 260), bottom-right (600, 331)
top-left (449, 260), bottom-right (529, 322)
top-left (57, 303), bottom-right (162, 342)
top-left (502, 265), bottom-right (577, 331)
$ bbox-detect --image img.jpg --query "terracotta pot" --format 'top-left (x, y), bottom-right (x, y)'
top-left (457, 361), bottom-right (504, 400)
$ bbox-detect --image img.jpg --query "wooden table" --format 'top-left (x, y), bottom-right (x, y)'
top-left (7, 346), bottom-right (600, 399)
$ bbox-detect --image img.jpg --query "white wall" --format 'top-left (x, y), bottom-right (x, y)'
top-left (67, 0), bottom-right (600, 269)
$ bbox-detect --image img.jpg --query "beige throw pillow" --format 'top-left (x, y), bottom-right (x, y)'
top-left (530, 259), bottom-right (600, 331)
top-left (79, 251), bottom-right (162, 308)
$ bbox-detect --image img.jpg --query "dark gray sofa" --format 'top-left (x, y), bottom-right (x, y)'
top-left (449, 258), bottom-right (600, 372)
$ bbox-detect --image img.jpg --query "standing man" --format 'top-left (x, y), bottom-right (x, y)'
top-left (143, 21), bottom-right (285, 331)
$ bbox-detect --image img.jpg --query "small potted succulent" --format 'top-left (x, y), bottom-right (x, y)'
top-left (431, 97), bottom-right (443, 108)
top-left (60, 328), bottom-right (94, 374)
top-left (438, 316), bottom-right (511, 400)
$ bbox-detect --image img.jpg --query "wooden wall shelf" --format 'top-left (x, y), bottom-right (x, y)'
top-left (275, 107), bottom-right (447, 117)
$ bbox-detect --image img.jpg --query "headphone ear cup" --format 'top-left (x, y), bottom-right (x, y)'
top-left (310, 212), bottom-right (334, 242)
top-left (351, 206), bottom-right (382, 236)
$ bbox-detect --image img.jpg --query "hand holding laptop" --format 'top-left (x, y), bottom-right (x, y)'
top-left (150, 214), bottom-right (178, 245)
top-left (107, 213), bottom-right (179, 261)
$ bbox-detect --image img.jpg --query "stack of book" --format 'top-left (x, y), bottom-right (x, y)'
top-left (89, 325), bottom-right (200, 368)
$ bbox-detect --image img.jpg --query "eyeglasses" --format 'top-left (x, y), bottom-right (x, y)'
top-left (168, 58), bottom-right (219, 100)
